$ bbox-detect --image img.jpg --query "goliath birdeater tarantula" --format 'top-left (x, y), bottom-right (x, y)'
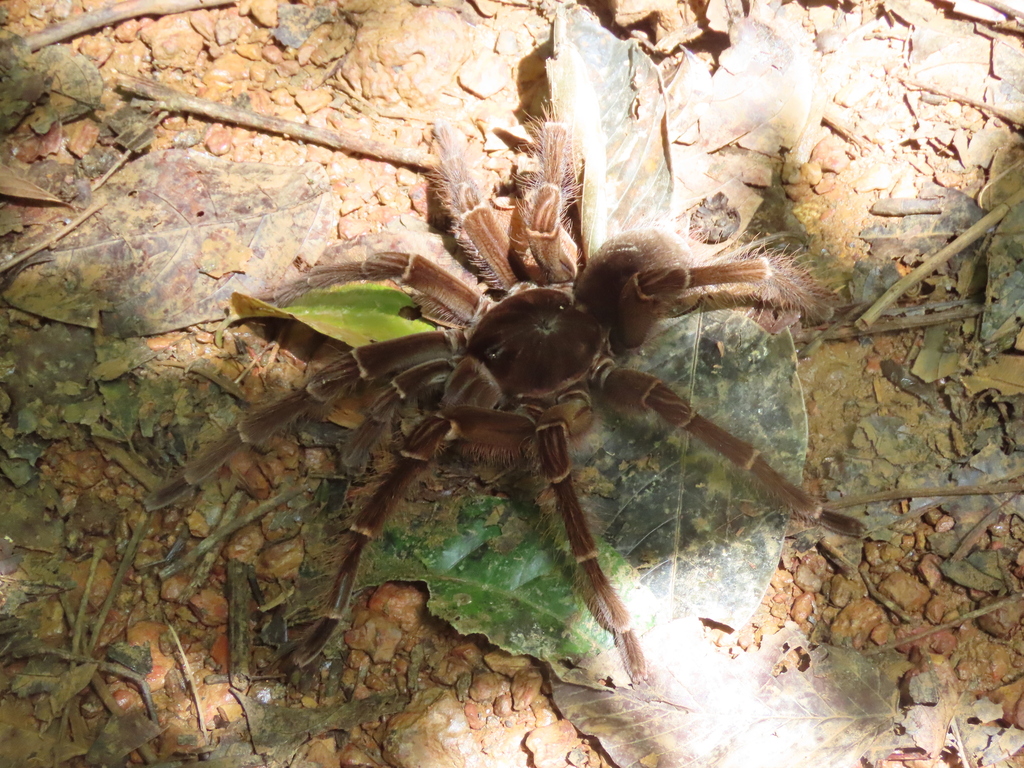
top-left (150, 122), bottom-right (861, 681)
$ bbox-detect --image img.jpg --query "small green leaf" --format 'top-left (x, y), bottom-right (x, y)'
top-left (231, 284), bottom-right (433, 347)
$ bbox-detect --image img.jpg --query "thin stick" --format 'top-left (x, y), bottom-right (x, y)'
top-left (1, 200), bottom-right (104, 275)
top-left (72, 547), bottom-right (103, 656)
top-left (859, 562), bottom-right (913, 623)
top-left (86, 514), bottom-right (152, 656)
top-left (825, 479), bottom-right (1024, 509)
top-left (158, 483), bottom-right (311, 580)
top-left (950, 491), bottom-right (1021, 561)
top-left (866, 592), bottom-right (1024, 654)
top-left (117, 76), bottom-right (437, 170)
top-left (857, 186), bottom-right (1024, 327)
top-left (168, 623), bottom-right (208, 743)
top-left (794, 304), bottom-right (983, 347)
top-left (25, 0), bottom-right (234, 51)
top-left (899, 75), bottom-right (1024, 126)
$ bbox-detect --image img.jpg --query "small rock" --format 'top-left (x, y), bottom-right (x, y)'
top-left (877, 571), bottom-right (931, 613)
top-left (189, 588), bottom-right (229, 626)
top-left (525, 720), bottom-right (579, 768)
top-left (917, 554), bottom-right (944, 589)
top-left (250, 0), bottom-right (278, 28)
top-left (204, 52), bottom-right (252, 86)
top-left (469, 671), bottom-right (509, 703)
top-left (139, 15), bottom-right (205, 70)
top-left (345, 614), bottom-right (403, 663)
top-left (810, 135), bottom-right (851, 173)
top-left (511, 668), bottom-right (543, 711)
top-left (831, 597), bottom-right (886, 649)
top-left (484, 650), bottom-right (533, 677)
top-left (852, 163), bottom-right (893, 193)
top-left (257, 536), bottom-right (303, 580)
top-left (459, 51), bottom-right (510, 99)
top-left (977, 598), bottom-right (1024, 639)
top-left (368, 583), bottom-right (426, 633)
top-left (925, 594), bottom-right (953, 624)
top-left (382, 689), bottom-right (480, 768)
top-left (295, 89), bottom-right (333, 114)
top-left (793, 553), bottom-right (828, 593)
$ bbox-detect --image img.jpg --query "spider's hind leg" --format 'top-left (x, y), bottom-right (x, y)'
top-left (595, 365), bottom-right (864, 537)
top-left (535, 396), bottom-right (648, 682)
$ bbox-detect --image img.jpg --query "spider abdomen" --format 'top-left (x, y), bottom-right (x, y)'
top-left (467, 288), bottom-right (603, 397)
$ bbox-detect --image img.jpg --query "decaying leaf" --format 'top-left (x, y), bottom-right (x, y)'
top-left (554, 621), bottom-right (901, 768)
top-left (4, 150), bottom-right (338, 336)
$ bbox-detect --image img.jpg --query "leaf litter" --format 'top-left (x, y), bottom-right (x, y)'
top-left (4, 0), bottom-right (1024, 765)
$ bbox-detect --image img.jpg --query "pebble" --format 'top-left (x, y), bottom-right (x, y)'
top-left (66, 119), bottom-right (100, 158)
top-left (250, 0), bottom-right (279, 28)
top-left (189, 588), bottom-right (228, 626)
top-left (205, 52), bottom-right (252, 85)
top-left (524, 720), bottom-right (579, 768)
top-left (458, 52), bottom-right (510, 99)
top-left (295, 89), bottom-right (333, 114)
top-left (224, 523), bottom-right (264, 562)
top-left (511, 668), bottom-right (543, 711)
top-left (382, 689), bottom-right (481, 768)
top-left (257, 536), bottom-right (304, 580)
top-left (877, 571), bottom-right (931, 613)
top-left (917, 553), bottom-right (944, 589)
top-left (852, 163), bottom-right (894, 193)
top-left (977, 599), bottom-right (1024, 639)
top-left (495, 29), bottom-right (519, 55)
top-left (810, 135), bottom-right (851, 173)
top-left (791, 592), bottom-right (815, 623)
top-left (367, 583), bottom-right (426, 633)
top-left (831, 597), bottom-right (886, 649)
top-left (139, 15), bottom-right (205, 70)
top-left (204, 125), bottom-right (234, 156)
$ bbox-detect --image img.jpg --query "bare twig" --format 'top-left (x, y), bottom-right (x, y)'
top-left (117, 76), bottom-right (437, 170)
top-left (168, 623), bottom-right (208, 743)
top-left (950, 491), bottom-right (1022, 561)
top-left (72, 547), bottom-right (103, 656)
top-left (86, 514), bottom-right (152, 656)
top-left (825, 479), bottom-right (1024, 510)
top-left (25, 0), bottom-right (234, 51)
top-left (857, 186), bottom-right (1024, 327)
top-left (866, 592), bottom-right (1024, 654)
top-left (159, 483), bottom-right (312, 580)
top-left (794, 303), bottom-right (984, 348)
top-left (859, 562), bottom-right (914, 623)
top-left (1, 200), bottom-right (104, 275)
top-left (899, 75), bottom-right (1024, 125)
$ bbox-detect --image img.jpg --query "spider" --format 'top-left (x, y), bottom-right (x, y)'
top-left (149, 121), bottom-right (862, 682)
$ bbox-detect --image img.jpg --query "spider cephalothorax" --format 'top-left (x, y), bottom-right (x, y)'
top-left (150, 122), bottom-right (861, 681)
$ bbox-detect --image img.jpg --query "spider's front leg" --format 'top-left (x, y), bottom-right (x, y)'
top-left (292, 405), bottom-right (536, 666)
top-left (578, 230), bottom-right (831, 351)
top-left (595, 364), bottom-right (864, 536)
top-left (535, 394), bottom-right (647, 681)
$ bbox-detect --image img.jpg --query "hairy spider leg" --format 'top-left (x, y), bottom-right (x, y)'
top-left (520, 122), bottom-right (578, 285)
top-left (595, 365), bottom-right (864, 537)
top-left (146, 331), bottom-right (463, 511)
top-left (291, 406), bottom-right (536, 667)
top-left (580, 229), bottom-right (832, 351)
top-left (434, 121), bottom-right (517, 290)
top-left (267, 251), bottom-right (482, 327)
top-left (534, 394), bottom-right (647, 681)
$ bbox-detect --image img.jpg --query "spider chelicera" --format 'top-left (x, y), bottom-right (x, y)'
top-left (149, 121), bottom-right (861, 681)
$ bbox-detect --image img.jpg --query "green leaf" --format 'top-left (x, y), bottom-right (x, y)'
top-left (360, 496), bottom-right (656, 663)
top-left (231, 284), bottom-right (433, 347)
